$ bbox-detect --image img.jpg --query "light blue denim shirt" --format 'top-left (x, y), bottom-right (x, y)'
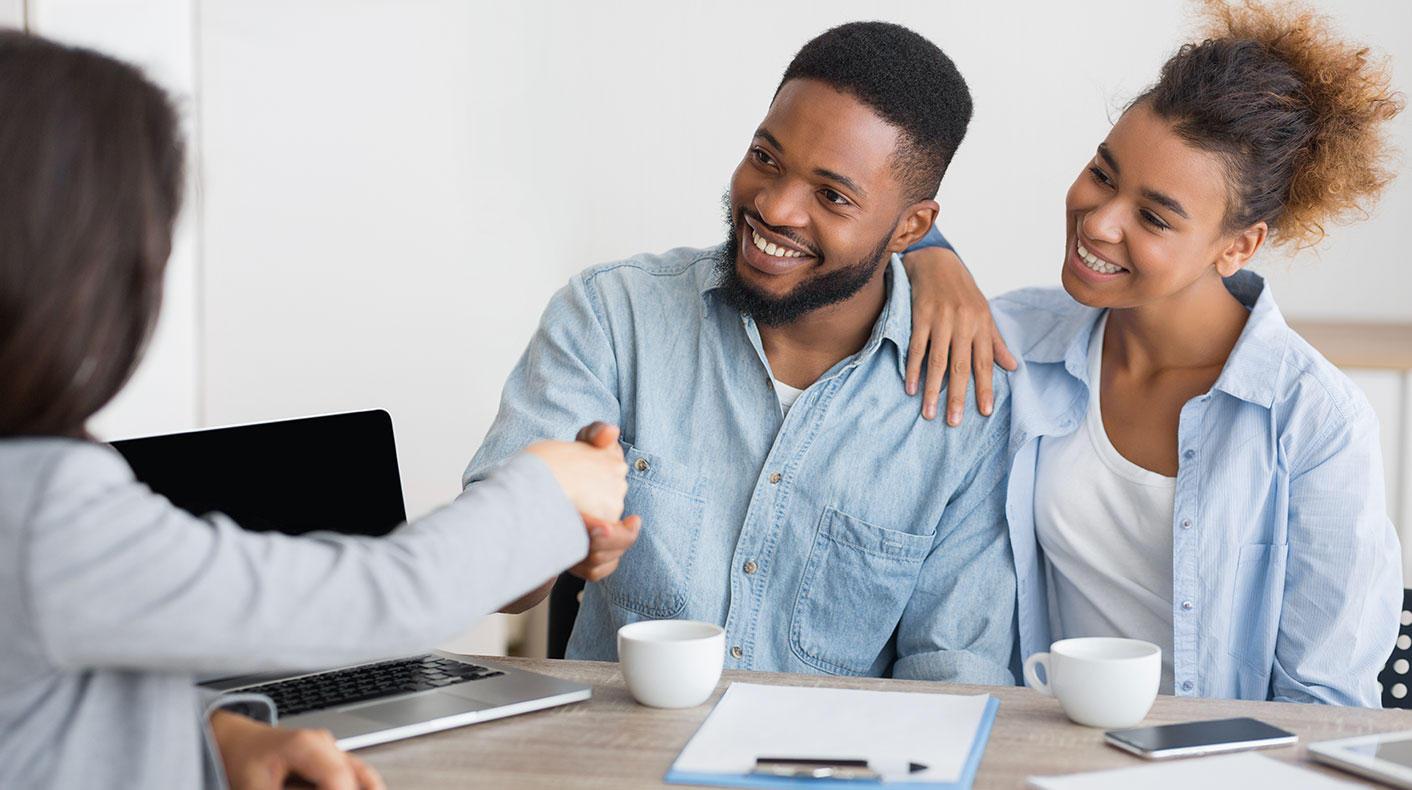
top-left (464, 244), bottom-right (1016, 684)
top-left (992, 271), bottom-right (1402, 705)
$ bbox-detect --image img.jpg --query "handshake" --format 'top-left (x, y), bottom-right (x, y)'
top-left (210, 423), bottom-right (642, 790)
top-left (525, 421), bottom-right (641, 584)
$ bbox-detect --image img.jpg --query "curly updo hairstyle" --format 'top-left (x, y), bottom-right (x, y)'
top-left (1134, 0), bottom-right (1403, 248)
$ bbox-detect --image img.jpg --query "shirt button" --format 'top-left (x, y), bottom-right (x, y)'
top-left (1201, 395), bottom-right (1210, 402)
top-left (743, 560), bottom-right (758, 575)
top-left (1182, 601), bottom-right (1194, 611)
top-left (1181, 519), bottom-right (1191, 529)
top-left (1183, 681), bottom-right (1194, 691)
top-left (766, 379), bottom-right (774, 390)
top-left (769, 472), bottom-right (782, 484)
top-left (731, 646), bottom-right (743, 659)
top-left (1184, 449), bottom-right (1195, 459)
top-left (633, 458), bottom-right (649, 472)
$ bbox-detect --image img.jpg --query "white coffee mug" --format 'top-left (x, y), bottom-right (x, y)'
top-left (1022, 637), bottom-right (1160, 728)
top-left (617, 620), bottom-right (725, 708)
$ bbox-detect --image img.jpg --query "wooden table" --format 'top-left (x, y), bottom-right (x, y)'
top-left (360, 656), bottom-right (1412, 788)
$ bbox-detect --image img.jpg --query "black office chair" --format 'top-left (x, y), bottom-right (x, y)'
top-left (547, 571), bottom-right (586, 660)
top-left (1377, 588), bottom-right (1412, 709)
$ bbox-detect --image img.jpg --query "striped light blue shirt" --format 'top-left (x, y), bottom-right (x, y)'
top-left (993, 271), bottom-right (1401, 705)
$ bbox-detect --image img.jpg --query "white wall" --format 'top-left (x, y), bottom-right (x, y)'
top-left (28, 0), bottom-right (202, 442)
top-left (197, 0), bottom-right (1412, 501)
top-left (192, 0), bottom-right (1412, 653)
top-left (0, 0), bottom-right (22, 27)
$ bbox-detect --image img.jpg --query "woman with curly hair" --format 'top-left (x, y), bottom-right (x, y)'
top-left (905, 0), bottom-right (1404, 705)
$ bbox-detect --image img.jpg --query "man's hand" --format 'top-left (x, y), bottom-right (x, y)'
top-left (570, 514), bottom-right (642, 581)
top-left (572, 420), bottom-right (618, 448)
top-left (900, 246), bottom-right (1016, 426)
top-left (569, 420), bottom-right (641, 581)
top-left (210, 710), bottom-right (384, 790)
top-left (499, 421), bottom-right (642, 614)
top-left (524, 425), bottom-right (628, 524)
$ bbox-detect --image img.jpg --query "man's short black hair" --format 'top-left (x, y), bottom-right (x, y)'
top-left (777, 21), bottom-right (972, 204)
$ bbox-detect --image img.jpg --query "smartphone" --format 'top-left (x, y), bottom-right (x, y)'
top-left (1104, 717), bottom-right (1297, 759)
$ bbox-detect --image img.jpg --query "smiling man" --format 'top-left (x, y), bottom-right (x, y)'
top-left (463, 22), bottom-right (1016, 684)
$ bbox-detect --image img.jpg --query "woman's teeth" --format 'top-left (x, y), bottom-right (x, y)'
top-left (753, 229), bottom-right (805, 258)
top-left (1076, 241), bottom-right (1124, 274)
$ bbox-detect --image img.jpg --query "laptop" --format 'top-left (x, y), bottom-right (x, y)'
top-left (110, 409), bottom-right (591, 750)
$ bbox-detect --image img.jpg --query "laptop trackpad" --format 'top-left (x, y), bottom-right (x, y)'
top-left (349, 692), bottom-right (491, 725)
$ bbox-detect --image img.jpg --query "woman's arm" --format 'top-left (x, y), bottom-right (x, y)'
top-left (22, 443), bottom-right (591, 676)
top-left (900, 228), bottom-right (1016, 426)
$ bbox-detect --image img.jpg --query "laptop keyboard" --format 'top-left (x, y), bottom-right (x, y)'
top-left (237, 655), bottom-right (505, 717)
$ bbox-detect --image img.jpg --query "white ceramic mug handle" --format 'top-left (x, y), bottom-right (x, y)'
top-left (1023, 652), bottom-right (1053, 697)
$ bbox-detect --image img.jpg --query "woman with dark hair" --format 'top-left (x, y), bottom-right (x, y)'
top-left (904, 0), bottom-right (1403, 705)
top-left (0, 31), bottom-right (635, 789)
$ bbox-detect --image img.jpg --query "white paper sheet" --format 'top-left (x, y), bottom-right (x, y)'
top-left (670, 682), bottom-right (993, 783)
top-left (1029, 752), bottom-right (1369, 789)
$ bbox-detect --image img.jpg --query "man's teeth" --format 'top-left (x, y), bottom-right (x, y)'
top-left (752, 229), bottom-right (805, 258)
top-left (1076, 241), bottom-right (1124, 274)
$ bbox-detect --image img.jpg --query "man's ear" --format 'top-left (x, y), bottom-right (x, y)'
top-left (1216, 221), bottom-right (1267, 277)
top-left (889, 199), bottom-right (941, 252)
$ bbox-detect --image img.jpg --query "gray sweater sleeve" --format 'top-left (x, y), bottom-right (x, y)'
top-left (21, 442), bottom-right (586, 675)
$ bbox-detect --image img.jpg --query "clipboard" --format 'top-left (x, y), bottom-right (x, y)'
top-left (664, 682), bottom-right (999, 789)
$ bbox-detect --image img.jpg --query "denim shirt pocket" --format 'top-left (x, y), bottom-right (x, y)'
top-left (790, 507), bottom-right (933, 676)
top-left (1227, 543), bottom-right (1289, 677)
top-left (598, 442), bottom-right (706, 619)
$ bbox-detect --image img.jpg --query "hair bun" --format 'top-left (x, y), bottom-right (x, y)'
top-left (1198, 0), bottom-right (1403, 247)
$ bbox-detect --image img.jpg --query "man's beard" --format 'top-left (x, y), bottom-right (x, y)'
top-left (716, 193), bottom-right (895, 327)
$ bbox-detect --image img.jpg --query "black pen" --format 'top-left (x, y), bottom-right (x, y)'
top-left (752, 756), bottom-right (930, 781)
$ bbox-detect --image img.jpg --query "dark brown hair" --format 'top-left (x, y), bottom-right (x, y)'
top-left (0, 31), bottom-right (184, 437)
top-left (1133, 0), bottom-right (1403, 248)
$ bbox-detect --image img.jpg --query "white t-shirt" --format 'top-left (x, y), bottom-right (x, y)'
top-left (1034, 313), bottom-right (1177, 693)
top-left (773, 378), bottom-right (805, 416)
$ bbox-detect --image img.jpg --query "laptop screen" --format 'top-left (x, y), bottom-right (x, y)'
top-left (110, 410), bottom-right (407, 538)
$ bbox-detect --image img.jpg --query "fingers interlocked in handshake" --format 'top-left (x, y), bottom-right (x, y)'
top-left (525, 422), bottom-right (641, 583)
